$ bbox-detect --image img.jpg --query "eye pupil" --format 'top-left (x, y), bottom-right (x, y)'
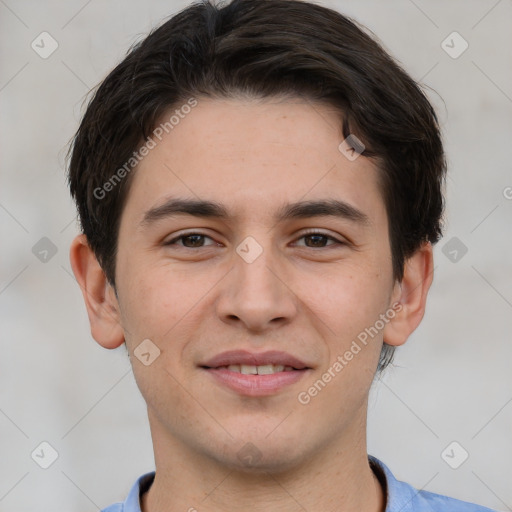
top-left (305, 234), bottom-right (327, 247)
top-left (183, 234), bottom-right (204, 247)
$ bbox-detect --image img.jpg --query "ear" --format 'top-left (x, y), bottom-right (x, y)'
top-left (383, 241), bottom-right (434, 347)
top-left (69, 234), bottom-right (125, 349)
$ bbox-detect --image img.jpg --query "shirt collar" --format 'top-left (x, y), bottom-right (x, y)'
top-left (369, 454), bottom-right (419, 510)
top-left (117, 456), bottom-right (414, 512)
top-left (119, 470), bottom-right (154, 512)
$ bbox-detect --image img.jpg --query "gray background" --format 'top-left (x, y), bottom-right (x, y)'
top-left (1, 0), bottom-right (511, 510)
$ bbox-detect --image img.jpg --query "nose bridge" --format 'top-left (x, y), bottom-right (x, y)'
top-left (236, 237), bottom-right (278, 292)
top-left (216, 234), bottom-right (297, 330)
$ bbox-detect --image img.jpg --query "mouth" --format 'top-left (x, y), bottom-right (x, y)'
top-left (205, 363), bottom-right (301, 375)
top-left (200, 349), bottom-right (311, 370)
top-left (199, 350), bottom-right (312, 396)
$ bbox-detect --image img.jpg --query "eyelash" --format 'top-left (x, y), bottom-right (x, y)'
top-left (164, 229), bottom-right (345, 249)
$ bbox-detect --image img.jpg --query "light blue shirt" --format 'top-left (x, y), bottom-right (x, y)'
top-left (101, 455), bottom-right (497, 511)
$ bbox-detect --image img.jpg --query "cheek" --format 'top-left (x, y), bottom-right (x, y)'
top-left (117, 268), bottom-right (201, 410)
top-left (297, 260), bottom-right (391, 341)
top-left (296, 268), bottom-right (387, 416)
top-left (116, 259), bottom-right (228, 360)
top-left (119, 275), bottom-right (187, 343)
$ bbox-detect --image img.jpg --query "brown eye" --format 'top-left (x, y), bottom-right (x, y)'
top-left (165, 233), bottom-right (216, 248)
top-left (295, 231), bottom-right (343, 248)
top-left (181, 234), bottom-right (206, 247)
top-left (304, 234), bottom-right (330, 247)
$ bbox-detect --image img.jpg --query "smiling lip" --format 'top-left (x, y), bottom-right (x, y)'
top-left (200, 350), bottom-right (311, 369)
top-left (204, 368), bottom-right (310, 396)
top-left (199, 350), bottom-right (312, 397)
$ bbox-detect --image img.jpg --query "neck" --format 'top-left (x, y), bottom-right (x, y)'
top-left (141, 408), bottom-right (385, 512)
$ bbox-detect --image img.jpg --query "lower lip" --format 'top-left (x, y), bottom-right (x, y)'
top-left (202, 368), bottom-right (309, 396)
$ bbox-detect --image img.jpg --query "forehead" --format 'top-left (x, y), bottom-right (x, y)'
top-left (121, 97), bottom-right (386, 225)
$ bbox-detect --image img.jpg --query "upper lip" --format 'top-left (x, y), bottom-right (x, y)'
top-left (200, 350), bottom-right (311, 370)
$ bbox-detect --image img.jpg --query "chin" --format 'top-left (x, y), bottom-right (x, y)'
top-left (205, 428), bottom-right (309, 474)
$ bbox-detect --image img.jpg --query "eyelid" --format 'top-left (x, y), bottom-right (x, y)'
top-left (293, 228), bottom-right (346, 246)
top-left (164, 230), bottom-right (218, 246)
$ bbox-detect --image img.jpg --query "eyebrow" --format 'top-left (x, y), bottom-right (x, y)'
top-left (140, 197), bottom-right (371, 227)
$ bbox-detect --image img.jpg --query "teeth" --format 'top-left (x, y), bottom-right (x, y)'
top-left (225, 364), bottom-right (287, 375)
top-left (240, 364), bottom-right (258, 374)
top-left (257, 364), bottom-right (284, 375)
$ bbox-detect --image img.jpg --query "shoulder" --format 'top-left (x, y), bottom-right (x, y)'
top-left (368, 455), bottom-right (498, 512)
top-left (100, 504), bottom-right (123, 512)
top-left (412, 488), bottom-right (498, 511)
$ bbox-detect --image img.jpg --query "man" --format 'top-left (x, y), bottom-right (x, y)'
top-left (67, 0), bottom-right (497, 510)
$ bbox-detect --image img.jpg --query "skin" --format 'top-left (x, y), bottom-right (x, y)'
top-left (70, 97), bottom-right (433, 512)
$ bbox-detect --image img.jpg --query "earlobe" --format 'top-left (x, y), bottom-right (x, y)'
top-left (383, 242), bottom-right (434, 347)
top-left (69, 234), bottom-right (125, 349)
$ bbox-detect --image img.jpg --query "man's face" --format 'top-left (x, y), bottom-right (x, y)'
top-left (113, 97), bottom-right (399, 470)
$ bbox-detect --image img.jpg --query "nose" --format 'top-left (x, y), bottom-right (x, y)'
top-left (215, 241), bottom-right (298, 333)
